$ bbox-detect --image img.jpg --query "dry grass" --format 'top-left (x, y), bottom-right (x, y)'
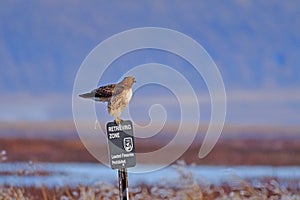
top-left (1, 180), bottom-right (300, 200)
top-left (1, 164), bottom-right (299, 200)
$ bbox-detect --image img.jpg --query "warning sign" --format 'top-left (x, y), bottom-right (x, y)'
top-left (106, 120), bottom-right (136, 169)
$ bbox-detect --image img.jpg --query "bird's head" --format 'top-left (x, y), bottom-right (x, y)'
top-left (122, 76), bottom-right (136, 87)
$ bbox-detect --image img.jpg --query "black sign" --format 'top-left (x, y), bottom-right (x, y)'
top-left (106, 120), bottom-right (136, 169)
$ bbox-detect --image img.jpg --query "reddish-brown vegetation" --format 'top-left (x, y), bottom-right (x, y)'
top-left (1, 137), bottom-right (300, 165)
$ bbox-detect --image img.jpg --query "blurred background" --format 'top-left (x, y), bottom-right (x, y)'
top-left (0, 0), bottom-right (299, 165)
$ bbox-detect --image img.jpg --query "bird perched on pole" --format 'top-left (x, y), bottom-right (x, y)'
top-left (79, 76), bottom-right (136, 124)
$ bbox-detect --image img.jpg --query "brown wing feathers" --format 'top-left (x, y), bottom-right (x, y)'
top-left (94, 84), bottom-right (115, 98)
top-left (79, 77), bottom-right (132, 103)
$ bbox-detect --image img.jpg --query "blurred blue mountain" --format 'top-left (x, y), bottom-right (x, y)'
top-left (0, 1), bottom-right (299, 125)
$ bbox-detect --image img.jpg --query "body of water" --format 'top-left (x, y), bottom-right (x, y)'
top-left (0, 162), bottom-right (299, 188)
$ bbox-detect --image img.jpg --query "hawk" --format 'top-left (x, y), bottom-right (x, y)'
top-left (79, 76), bottom-right (136, 124)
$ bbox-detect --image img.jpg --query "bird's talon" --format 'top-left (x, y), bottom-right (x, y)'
top-left (115, 118), bottom-right (122, 125)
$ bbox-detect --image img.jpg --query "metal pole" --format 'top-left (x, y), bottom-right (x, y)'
top-left (118, 168), bottom-right (129, 200)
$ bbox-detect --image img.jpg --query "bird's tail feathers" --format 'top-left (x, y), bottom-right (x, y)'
top-left (79, 92), bottom-right (95, 99)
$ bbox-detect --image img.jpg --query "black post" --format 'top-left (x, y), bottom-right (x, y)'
top-left (107, 120), bottom-right (135, 199)
top-left (118, 168), bottom-right (129, 200)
